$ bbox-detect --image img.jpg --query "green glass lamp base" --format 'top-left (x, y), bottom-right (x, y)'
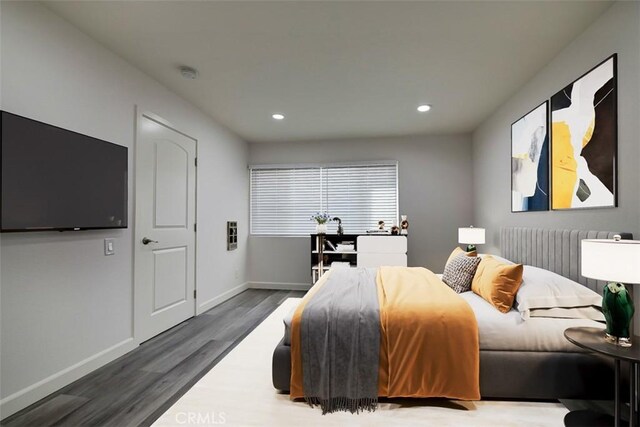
top-left (465, 244), bottom-right (476, 252)
top-left (602, 282), bottom-right (635, 348)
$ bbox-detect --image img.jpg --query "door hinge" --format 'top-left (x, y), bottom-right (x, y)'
top-left (194, 289), bottom-right (197, 299)
top-left (194, 223), bottom-right (197, 232)
top-left (194, 157), bottom-right (198, 167)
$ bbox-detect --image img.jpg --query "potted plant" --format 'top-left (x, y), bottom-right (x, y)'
top-left (310, 212), bottom-right (331, 234)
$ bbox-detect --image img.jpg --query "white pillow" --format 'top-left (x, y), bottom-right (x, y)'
top-left (478, 253), bottom-right (515, 265)
top-left (529, 306), bottom-right (605, 322)
top-left (516, 265), bottom-right (602, 320)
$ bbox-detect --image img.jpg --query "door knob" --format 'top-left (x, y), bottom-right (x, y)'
top-left (142, 237), bottom-right (158, 245)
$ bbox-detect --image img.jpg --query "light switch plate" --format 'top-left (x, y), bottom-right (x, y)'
top-left (104, 238), bottom-right (115, 256)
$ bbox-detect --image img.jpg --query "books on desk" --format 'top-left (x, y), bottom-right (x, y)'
top-left (336, 243), bottom-right (355, 252)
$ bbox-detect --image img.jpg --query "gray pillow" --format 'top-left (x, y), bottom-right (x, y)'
top-left (442, 253), bottom-right (481, 293)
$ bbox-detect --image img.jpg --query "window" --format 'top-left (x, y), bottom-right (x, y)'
top-left (250, 162), bottom-right (398, 235)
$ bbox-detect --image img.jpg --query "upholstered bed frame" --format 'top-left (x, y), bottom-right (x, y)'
top-left (272, 227), bottom-right (633, 400)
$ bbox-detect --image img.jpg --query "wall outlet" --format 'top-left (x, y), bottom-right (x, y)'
top-left (104, 238), bottom-right (115, 256)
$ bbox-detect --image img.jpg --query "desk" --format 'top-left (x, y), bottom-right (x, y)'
top-left (564, 327), bottom-right (640, 427)
top-left (310, 234), bottom-right (407, 284)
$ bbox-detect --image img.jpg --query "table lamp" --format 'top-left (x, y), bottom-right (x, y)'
top-left (582, 236), bottom-right (640, 347)
top-left (458, 226), bottom-right (485, 252)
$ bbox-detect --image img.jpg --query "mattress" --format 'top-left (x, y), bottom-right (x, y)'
top-left (282, 288), bottom-right (603, 352)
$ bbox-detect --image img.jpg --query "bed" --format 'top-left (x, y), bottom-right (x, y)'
top-left (272, 227), bottom-right (633, 401)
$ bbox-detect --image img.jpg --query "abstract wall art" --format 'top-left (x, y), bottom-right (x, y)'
top-left (511, 101), bottom-right (549, 212)
top-left (550, 54), bottom-right (617, 210)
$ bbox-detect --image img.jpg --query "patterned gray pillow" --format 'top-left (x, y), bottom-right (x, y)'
top-left (442, 253), bottom-right (481, 293)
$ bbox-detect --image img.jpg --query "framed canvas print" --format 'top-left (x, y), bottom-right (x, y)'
top-left (511, 101), bottom-right (549, 212)
top-left (550, 54), bottom-right (617, 210)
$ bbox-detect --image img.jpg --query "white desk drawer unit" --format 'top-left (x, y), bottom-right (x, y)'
top-left (356, 235), bottom-right (407, 268)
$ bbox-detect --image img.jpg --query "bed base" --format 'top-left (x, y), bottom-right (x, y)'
top-left (272, 338), bottom-right (615, 400)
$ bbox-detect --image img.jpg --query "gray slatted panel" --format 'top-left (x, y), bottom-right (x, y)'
top-left (500, 228), bottom-right (633, 292)
top-left (526, 228), bottom-right (532, 265)
top-left (537, 228), bottom-right (544, 268)
top-left (555, 230), bottom-right (560, 272)
top-left (514, 228), bottom-right (520, 263)
top-left (569, 230), bottom-right (579, 283)
top-left (502, 230), bottom-right (507, 261)
top-left (540, 230), bottom-right (550, 270)
top-left (530, 228), bottom-right (537, 266)
top-left (548, 230), bottom-right (555, 271)
top-left (563, 230), bottom-right (571, 280)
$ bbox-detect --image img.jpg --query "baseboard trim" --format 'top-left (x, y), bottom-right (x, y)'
top-left (248, 281), bottom-right (311, 291)
top-left (197, 282), bottom-right (249, 314)
top-left (0, 337), bottom-right (136, 420)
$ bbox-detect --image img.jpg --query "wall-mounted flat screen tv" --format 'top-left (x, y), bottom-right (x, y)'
top-left (1, 111), bottom-right (128, 232)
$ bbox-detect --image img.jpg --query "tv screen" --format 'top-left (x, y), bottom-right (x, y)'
top-left (1, 111), bottom-right (128, 232)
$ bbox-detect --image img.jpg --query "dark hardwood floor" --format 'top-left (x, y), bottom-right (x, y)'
top-left (1, 289), bottom-right (305, 427)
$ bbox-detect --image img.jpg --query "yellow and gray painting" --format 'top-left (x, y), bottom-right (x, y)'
top-left (551, 55), bottom-right (617, 210)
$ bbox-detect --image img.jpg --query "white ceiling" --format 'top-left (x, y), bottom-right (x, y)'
top-left (45, 1), bottom-right (612, 143)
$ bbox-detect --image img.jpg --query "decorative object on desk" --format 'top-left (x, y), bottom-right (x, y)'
top-left (511, 101), bottom-right (549, 212)
top-left (325, 240), bottom-right (337, 251)
top-left (400, 215), bottom-right (409, 235)
top-left (458, 226), bottom-right (485, 252)
top-left (390, 224), bottom-right (399, 235)
top-left (378, 220), bottom-right (385, 230)
top-left (227, 221), bottom-right (238, 251)
top-left (336, 243), bottom-right (355, 252)
top-left (582, 235), bottom-right (640, 347)
top-left (551, 54), bottom-right (617, 210)
top-left (332, 217), bottom-right (344, 235)
top-left (310, 212), bottom-right (331, 234)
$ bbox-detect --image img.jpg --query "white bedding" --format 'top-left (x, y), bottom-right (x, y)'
top-left (282, 280), bottom-right (604, 352)
top-left (458, 291), bottom-right (602, 352)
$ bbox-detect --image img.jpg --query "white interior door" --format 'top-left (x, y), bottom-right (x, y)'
top-left (135, 112), bottom-right (197, 343)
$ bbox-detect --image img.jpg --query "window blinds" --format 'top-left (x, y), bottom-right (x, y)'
top-left (250, 163), bottom-right (398, 235)
top-left (322, 164), bottom-right (398, 234)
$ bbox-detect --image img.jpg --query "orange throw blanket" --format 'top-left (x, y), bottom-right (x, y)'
top-left (290, 266), bottom-right (480, 401)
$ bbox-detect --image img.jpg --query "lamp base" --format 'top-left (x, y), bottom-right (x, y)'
top-left (465, 244), bottom-right (476, 252)
top-left (604, 332), bottom-right (632, 347)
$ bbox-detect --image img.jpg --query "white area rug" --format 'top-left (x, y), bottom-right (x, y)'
top-left (154, 298), bottom-right (568, 426)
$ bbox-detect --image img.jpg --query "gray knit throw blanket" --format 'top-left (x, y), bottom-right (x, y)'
top-left (300, 267), bottom-right (380, 414)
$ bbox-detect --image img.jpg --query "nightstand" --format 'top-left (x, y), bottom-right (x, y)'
top-left (564, 327), bottom-right (640, 427)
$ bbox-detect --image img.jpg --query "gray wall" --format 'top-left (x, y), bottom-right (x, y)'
top-left (0, 2), bottom-right (249, 416)
top-left (472, 1), bottom-right (640, 253)
top-left (248, 134), bottom-right (473, 286)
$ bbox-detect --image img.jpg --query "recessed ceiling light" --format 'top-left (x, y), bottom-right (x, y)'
top-left (417, 104), bottom-right (432, 112)
top-left (272, 113), bottom-right (285, 120)
top-left (179, 65), bottom-right (199, 80)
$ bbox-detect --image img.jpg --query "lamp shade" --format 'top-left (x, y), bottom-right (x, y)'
top-left (458, 227), bottom-right (485, 245)
top-left (581, 239), bottom-right (640, 284)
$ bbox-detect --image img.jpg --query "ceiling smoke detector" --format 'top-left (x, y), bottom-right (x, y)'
top-left (179, 66), bottom-right (199, 80)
